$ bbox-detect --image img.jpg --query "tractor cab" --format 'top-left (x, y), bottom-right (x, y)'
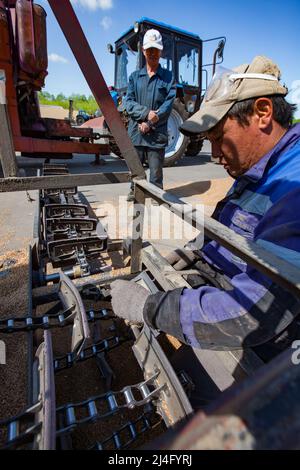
top-left (108, 18), bottom-right (225, 165)
top-left (113, 18), bottom-right (202, 102)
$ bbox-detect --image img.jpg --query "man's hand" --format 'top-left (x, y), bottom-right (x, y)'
top-left (148, 110), bottom-right (159, 124)
top-left (165, 248), bottom-right (198, 271)
top-left (110, 280), bottom-right (150, 324)
top-left (138, 122), bottom-right (151, 134)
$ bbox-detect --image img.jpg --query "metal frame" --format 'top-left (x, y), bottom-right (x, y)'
top-left (132, 323), bottom-right (193, 426)
top-left (0, 331), bottom-right (56, 450)
top-left (0, 0), bottom-right (145, 174)
top-left (0, 1), bottom-right (108, 159)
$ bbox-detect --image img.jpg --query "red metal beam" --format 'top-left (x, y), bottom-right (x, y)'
top-left (47, 0), bottom-right (145, 180)
top-left (14, 136), bottom-right (109, 154)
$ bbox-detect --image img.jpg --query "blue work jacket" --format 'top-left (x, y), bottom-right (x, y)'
top-left (123, 64), bottom-right (176, 148)
top-left (144, 124), bottom-right (300, 357)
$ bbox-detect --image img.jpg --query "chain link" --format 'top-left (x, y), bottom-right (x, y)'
top-left (0, 403), bottom-right (42, 450)
top-left (0, 307), bottom-right (113, 334)
top-left (56, 373), bottom-right (164, 435)
top-left (89, 410), bottom-right (162, 450)
top-left (53, 335), bottom-right (129, 372)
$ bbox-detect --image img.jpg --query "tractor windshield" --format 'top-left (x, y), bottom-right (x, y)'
top-left (115, 31), bottom-right (174, 90)
top-left (159, 34), bottom-right (173, 72)
top-left (115, 40), bottom-right (139, 90)
top-left (177, 42), bottom-right (199, 87)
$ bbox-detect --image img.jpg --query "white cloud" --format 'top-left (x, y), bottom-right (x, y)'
top-left (100, 16), bottom-right (112, 31)
top-left (71, 0), bottom-right (113, 10)
top-left (48, 53), bottom-right (69, 64)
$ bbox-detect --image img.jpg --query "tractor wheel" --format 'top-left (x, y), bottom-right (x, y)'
top-left (76, 116), bottom-right (85, 126)
top-left (185, 138), bottom-right (204, 157)
top-left (164, 98), bottom-right (189, 167)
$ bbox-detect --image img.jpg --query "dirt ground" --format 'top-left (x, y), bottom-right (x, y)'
top-left (40, 104), bottom-right (79, 120)
top-left (0, 248), bottom-right (29, 427)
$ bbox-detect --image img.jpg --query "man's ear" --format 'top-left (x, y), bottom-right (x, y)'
top-left (253, 97), bottom-right (273, 129)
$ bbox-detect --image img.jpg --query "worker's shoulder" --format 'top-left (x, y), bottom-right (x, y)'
top-left (274, 136), bottom-right (300, 177)
top-left (260, 137), bottom-right (300, 202)
top-left (158, 66), bottom-right (173, 83)
top-left (128, 69), bottom-right (143, 81)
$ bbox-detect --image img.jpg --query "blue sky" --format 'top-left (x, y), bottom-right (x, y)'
top-left (39, 0), bottom-right (300, 117)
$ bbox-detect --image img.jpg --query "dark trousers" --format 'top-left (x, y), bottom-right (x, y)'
top-left (130, 146), bottom-right (165, 191)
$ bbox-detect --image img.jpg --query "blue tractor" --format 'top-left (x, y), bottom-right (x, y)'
top-left (107, 17), bottom-right (225, 166)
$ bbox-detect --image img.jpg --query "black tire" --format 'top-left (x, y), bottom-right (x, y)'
top-left (185, 138), bottom-right (204, 157)
top-left (76, 116), bottom-right (85, 126)
top-left (163, 98), bottom-right (189, 167)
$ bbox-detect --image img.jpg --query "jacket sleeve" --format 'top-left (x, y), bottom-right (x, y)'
top-left (143, 188), bottom-right (300, 350)
top-left (123, 73), bottom-right (149, 122)
top-left (156, 78), bottom-right (176, 122)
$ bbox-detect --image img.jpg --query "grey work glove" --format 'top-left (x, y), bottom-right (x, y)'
top-left (165, 248), bottom-right (199, 271)
top-left (110, 280), bottom-right (150, 324)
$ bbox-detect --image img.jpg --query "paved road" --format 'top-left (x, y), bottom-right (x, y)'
top-left (0, 142), bottom-right (230, 255)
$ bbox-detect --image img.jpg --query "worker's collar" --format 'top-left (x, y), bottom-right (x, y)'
top-left (239, 123), bottom-right (300, 184)
top-left (139, 64), bottom-right (164, 78)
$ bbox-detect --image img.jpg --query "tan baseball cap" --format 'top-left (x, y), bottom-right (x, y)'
top-left (180, 56), bottom-right (288, 136)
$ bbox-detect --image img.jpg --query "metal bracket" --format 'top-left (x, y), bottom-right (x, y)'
top-left (58, 271), bottom-right (90, 356)
top-left (132, 324), bottom-right (193, 427)
top-left (47, 236), bottom-right (107, 267)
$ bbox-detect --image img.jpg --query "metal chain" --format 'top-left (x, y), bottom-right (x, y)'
top-left (56, 373), bottom-right (164, 435)
top-left (0, 307), bottom-right (113, 334)
top-left (1, 394), bottom-right (162, 450)
top-left (89, 410), bottom-right (162, 450)
top-left (53, 335), bottom-right (130, 372)
top-left (0, 403), bottom-right (42, 450)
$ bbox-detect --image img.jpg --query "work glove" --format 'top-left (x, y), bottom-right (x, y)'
top-left (110, 280), bottom-right (150, 324)
top-left (165, 248), bottom-right (199, 271)
top-left (165, 233), bottom-right (204, 271)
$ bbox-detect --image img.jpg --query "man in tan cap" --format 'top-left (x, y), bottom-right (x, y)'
top-left (111, 56), bottom-right (300, 366)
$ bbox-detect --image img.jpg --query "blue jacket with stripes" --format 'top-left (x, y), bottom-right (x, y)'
top-left (144, 124), bottom-right (300, 356)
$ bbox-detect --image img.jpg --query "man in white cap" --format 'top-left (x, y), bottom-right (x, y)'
top-left (112, 56), bottom-right (300, 364)
top-left (124, 29), bottom-right (176, 201)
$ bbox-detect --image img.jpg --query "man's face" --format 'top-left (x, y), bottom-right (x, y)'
top-left (206, 115), bottom-right (261, 178)
top-left (143, 47), bottom-right (161, 68)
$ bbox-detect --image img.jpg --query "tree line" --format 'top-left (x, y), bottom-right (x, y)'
top-left (38, 91), bottom-right (98, 115)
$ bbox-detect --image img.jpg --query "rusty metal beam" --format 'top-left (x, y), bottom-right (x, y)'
top-left (0, 102), bottom-right (18, 177)
top-left (0, 172), bottom-right (130, 192)
top-left (47, 0), bottom-right (145, 181)
top-left (14, 136), bottom-right (109, 155)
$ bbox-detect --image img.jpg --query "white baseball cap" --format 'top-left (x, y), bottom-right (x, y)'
top-left (143, 29), bottom-right (163, 51)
